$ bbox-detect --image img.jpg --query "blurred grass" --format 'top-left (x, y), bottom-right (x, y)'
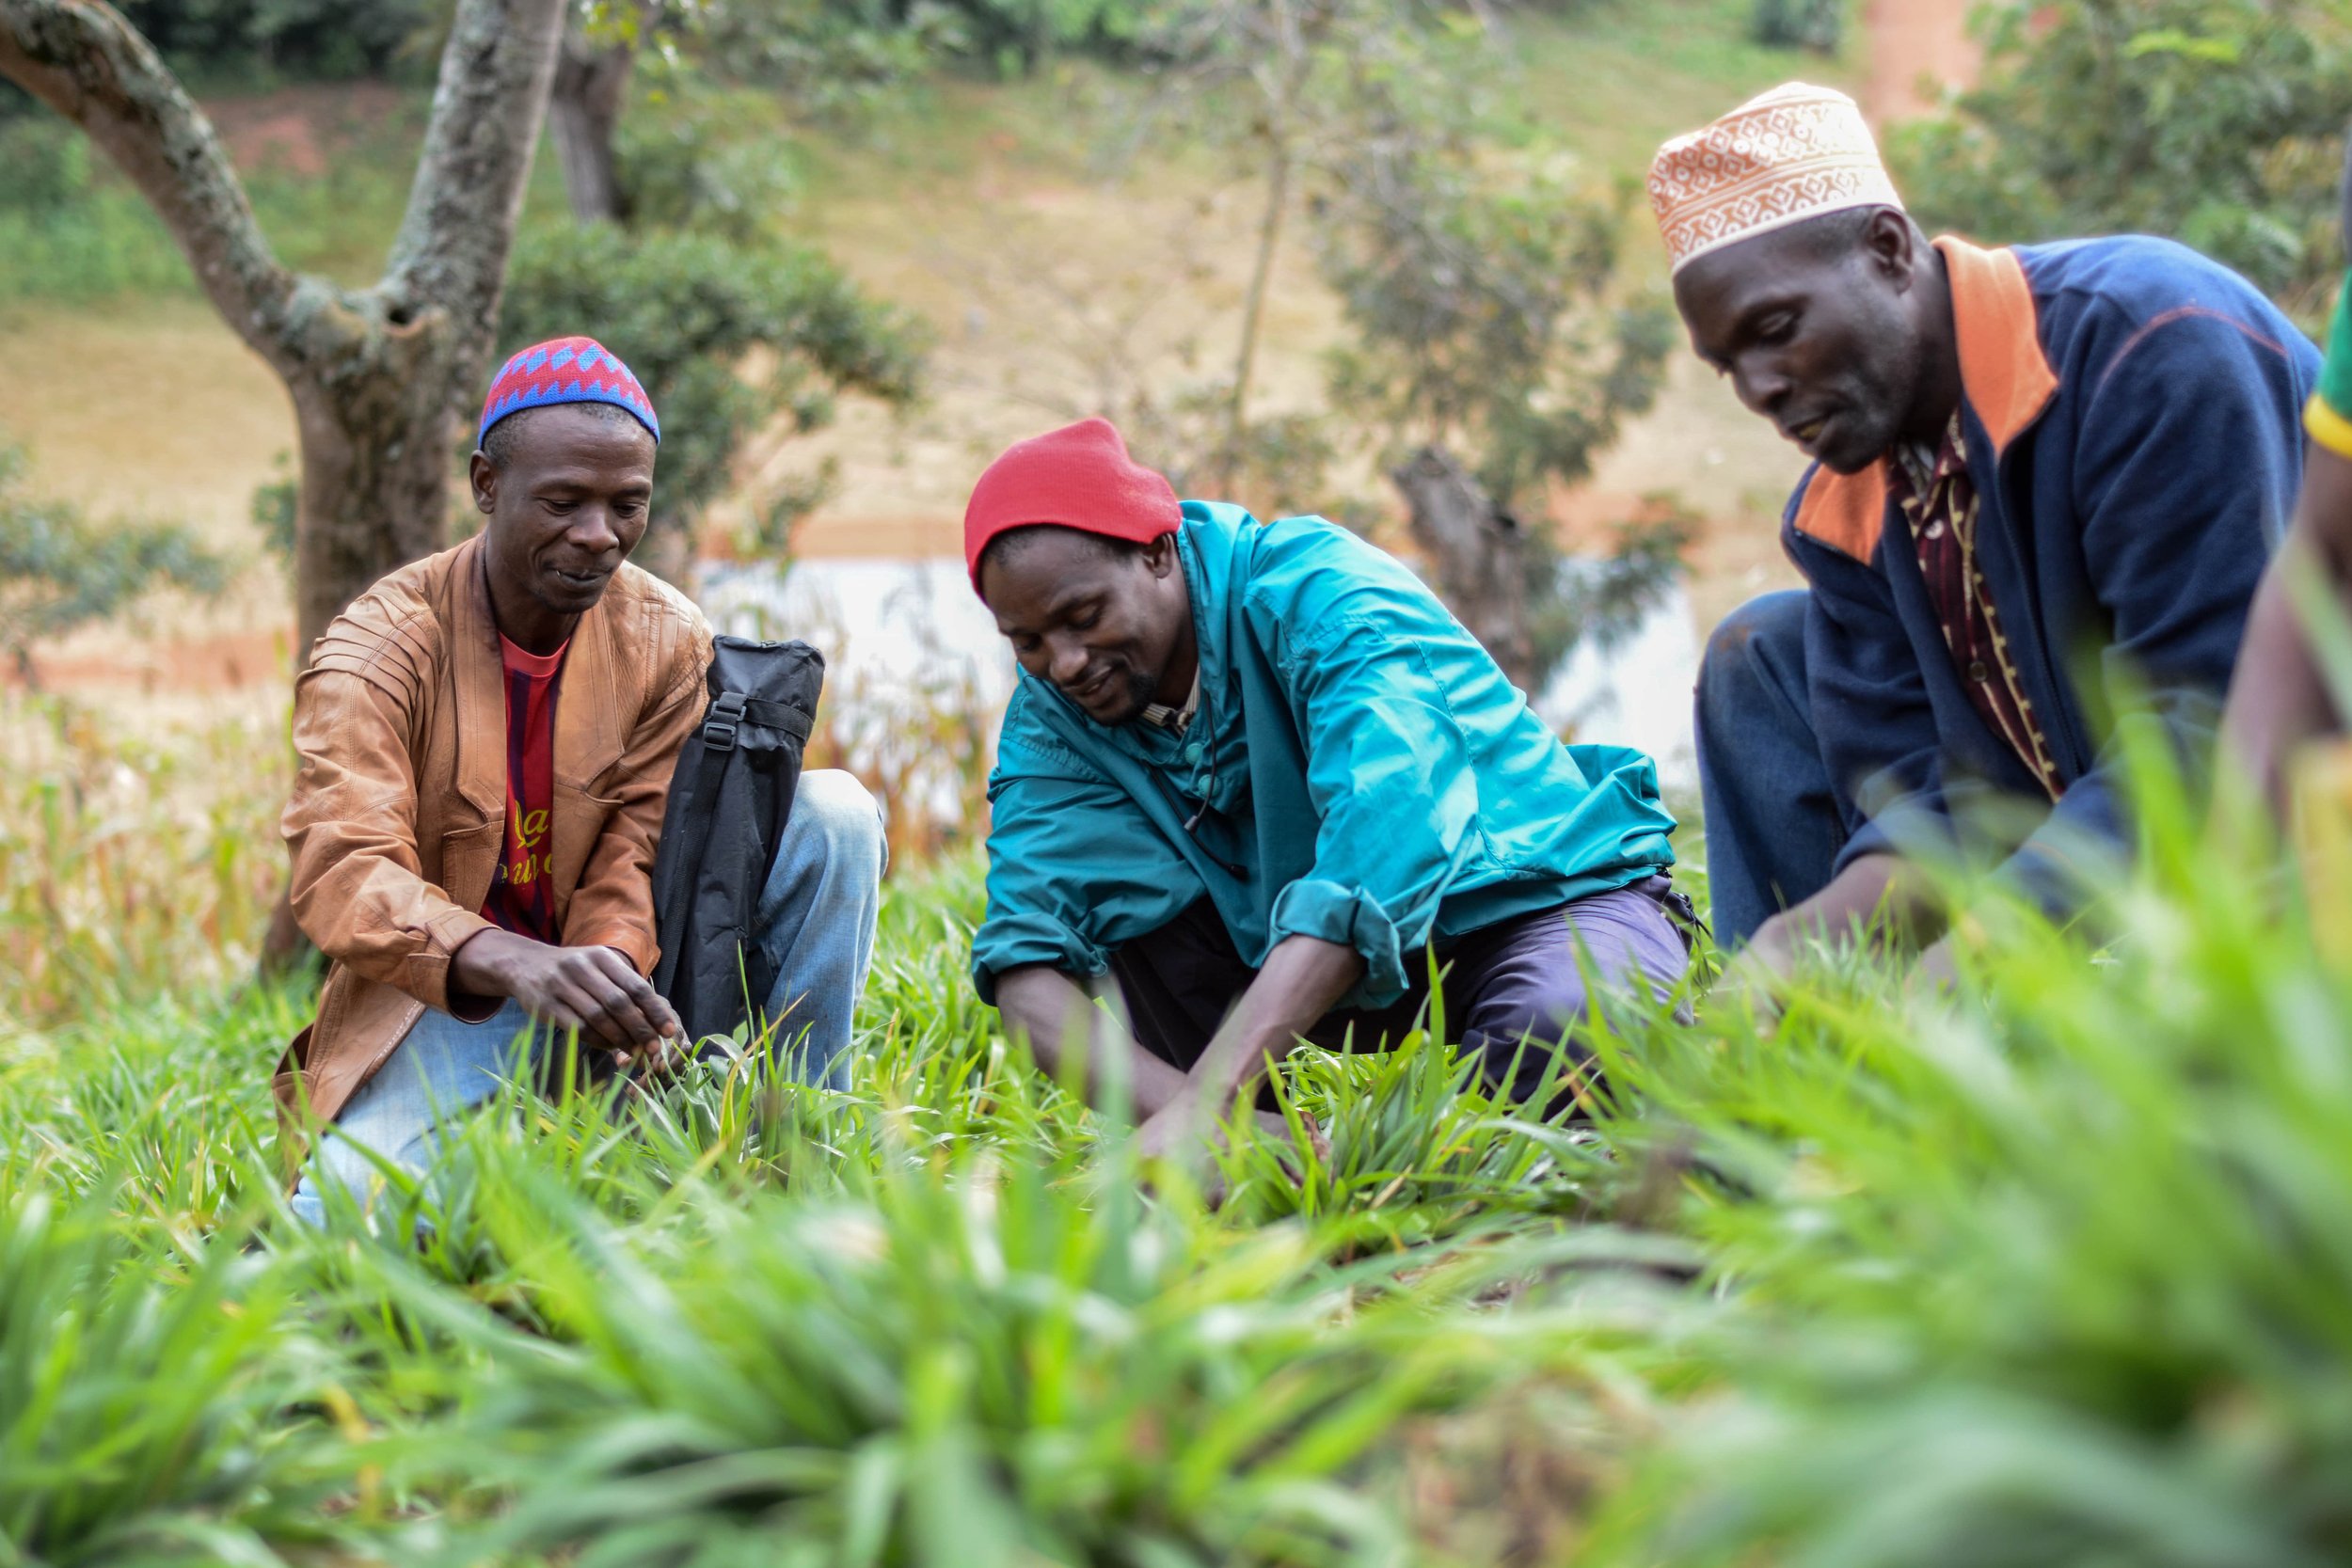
top-left (0, 693), bottom-right (285, 1034)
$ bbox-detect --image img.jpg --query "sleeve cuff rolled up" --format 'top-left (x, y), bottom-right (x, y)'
top-left (971, 912), bottom-right (1111, 1006)
top-left (408, 907), bottom-right (495, 1013)
top-left (1269, 878), bottom-right (1410, 1008)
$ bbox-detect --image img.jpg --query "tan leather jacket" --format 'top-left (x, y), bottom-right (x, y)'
top-left (277, 535), bottom-right (712, 1133)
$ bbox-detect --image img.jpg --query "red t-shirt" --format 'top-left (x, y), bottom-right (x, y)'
top-left (481, 635), bottom-right (568, 942)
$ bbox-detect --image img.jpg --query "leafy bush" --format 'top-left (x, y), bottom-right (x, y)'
top-left (859, 0), bottom-right (1163, 75)
top-left (1890, 0), bottom-right (2352, 320)
top-left (497, 221), bottom-right (928, 564)
top-left (113, 0), bottom-right (434, 83)
top-left (1751, 0), bottom-right (1843, 54)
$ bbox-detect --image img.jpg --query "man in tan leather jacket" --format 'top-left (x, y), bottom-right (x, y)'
top-left (281, 336), bottom-right (884, 1224)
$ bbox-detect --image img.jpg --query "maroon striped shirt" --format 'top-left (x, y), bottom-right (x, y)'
top-left (1888, 414), bottom-right (2064, 801)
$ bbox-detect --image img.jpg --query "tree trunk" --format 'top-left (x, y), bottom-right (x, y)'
top-left (1217, 0), bottom-right (1309, 492)
top-left (1391, 443), bottom-right (1534, 688)
top-left (548, 17), bottom-right (634, 225)
top-left (0, 0), bottom-right (566, 655)
top-left (0, 0), bottom-right (569, 976)
top-left (285, 312), bottom-right (475, 651)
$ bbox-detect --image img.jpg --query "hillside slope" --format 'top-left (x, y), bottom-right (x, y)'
top-left (0, 0), bottom-right (1931, 686)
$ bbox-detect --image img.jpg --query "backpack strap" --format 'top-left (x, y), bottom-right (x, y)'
top-left (649, 711), bottom-right (738, 999)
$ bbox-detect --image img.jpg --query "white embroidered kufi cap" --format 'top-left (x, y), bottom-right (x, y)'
top-left (1647, 82), bottom-right (1904, 276)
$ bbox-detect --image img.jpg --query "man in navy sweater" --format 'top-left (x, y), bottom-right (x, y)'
top-left (1656, 83), bottom-right (2319, 978)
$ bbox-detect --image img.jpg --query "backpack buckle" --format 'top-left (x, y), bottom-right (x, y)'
top-left (703, 690), bottom-right (749, 752)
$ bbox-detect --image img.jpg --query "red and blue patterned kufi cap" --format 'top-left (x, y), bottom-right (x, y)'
top-left (478, 336), bottom-right (660, 447)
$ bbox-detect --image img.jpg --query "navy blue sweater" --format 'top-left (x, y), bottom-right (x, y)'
top-left (1783, 235), bottom-right (2319, 906)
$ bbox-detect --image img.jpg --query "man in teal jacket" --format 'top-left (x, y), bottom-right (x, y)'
top-left (964, 418), bottom-right (1689, 1159)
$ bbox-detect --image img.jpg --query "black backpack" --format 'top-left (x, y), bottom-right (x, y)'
top-left (650, 635), bottom-right (826, 1047)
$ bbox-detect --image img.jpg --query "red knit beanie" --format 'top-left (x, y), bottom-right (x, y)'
top-left (963, 417), bottom-right (1181, 595)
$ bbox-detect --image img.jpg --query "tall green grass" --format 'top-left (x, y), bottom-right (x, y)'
top-left (9, 691), bottom-right (2352, 1562)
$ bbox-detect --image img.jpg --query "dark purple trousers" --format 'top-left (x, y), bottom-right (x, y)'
top-left (1110, 877), bottom-right (1695, 1103)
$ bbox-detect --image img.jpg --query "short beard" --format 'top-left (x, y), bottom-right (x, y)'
top-left (1830, 290), bottom-right (1930, 471)
top-left (1100, 665), bottom-right (1161, 725)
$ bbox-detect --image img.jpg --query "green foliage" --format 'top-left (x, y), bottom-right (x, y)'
top-left (0, 117), bottom-right (94, 214)
top-left (497, 221), bottom-right (928, 547)
top-left (1750, 0), bottom-right (1842, 54)
top-left (1320, 161), bottom-right (1675, 515)
top-left (111, 0), bottom-right (435, 84)
top-left (0, 1193), bottom-right (346, 1565)
top-left (609, 87), bottom-right (805, 242)
top-left (1574, 752), bottom-right (2352, 1564)
top-left (0, 442), bottom-right (230, 679)
top-left (0, 120), bottom-right (205, 301)
top-left (0, 697), bottom-right (285, 1030)
top-left (685, 0), bottom-right (964, 107)
top-left (1287, 0), bottom-right (1677, 685)
top-left (1890, 0), bottom-right (2352, 320)
top-left (0, 95), bottom-right (436, 303)
top-left (865, 0), bottom-right (1160, 75)
top-left (1089, 0), bottom-right (1680, 685)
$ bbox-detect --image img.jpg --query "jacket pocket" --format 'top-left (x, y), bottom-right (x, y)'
top-left (438, 815), bottom-right (501, 912)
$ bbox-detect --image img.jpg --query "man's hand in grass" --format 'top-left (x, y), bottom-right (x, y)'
top-left (1709, 853), bottom-right (1944, 1027)
top-left (1711, 911), bottom-right (1803, 1029)
top-left (451, 927), bottom-right (685, 1070)
top-left (1136, 1089), bottom-right (1327, 1196)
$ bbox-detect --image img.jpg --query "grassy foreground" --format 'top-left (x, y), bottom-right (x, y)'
top-left (7, 696), bottom-right (2352, 1565)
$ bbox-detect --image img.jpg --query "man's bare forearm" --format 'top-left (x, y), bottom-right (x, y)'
top-left (1184, 934), bottom-right (1363, 1106)
top-left (1753, 851), bottom-right (1938, 970)
top-left (992, 963), bottom-right (1192, 1117)
top-left (2221, 447), bottom-right (2352, 809)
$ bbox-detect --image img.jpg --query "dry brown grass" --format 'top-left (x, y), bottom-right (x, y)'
top-left (0, 691), bottom-right (288, 1031)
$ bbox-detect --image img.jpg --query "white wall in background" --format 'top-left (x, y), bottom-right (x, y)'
top-left (1534, 585), bottom-right (1700, 796)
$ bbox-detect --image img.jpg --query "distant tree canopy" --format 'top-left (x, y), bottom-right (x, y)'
top-left (1892, 0), bottom-right (2352, 323)
top-left (516, 0), bottom-right (936, 581)
top-left (1751, 0), bottom-right (1841, 55)
top-left (498, 221), bottom-right (928, 575)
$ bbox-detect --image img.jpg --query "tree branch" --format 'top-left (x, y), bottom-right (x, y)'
top-left (0, 0), bottom-right (300, 369)
top-left (384, 0), bottom-right (567, 370)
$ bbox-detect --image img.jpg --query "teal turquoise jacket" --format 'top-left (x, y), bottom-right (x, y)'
top-left (971, 502), bottom-right (1678, 1009)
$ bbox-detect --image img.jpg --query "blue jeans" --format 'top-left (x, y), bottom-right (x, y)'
top-left (1692, 591), bottom-right (1851, 947)
top-left (291, 769), bottom-right (887, 1226)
